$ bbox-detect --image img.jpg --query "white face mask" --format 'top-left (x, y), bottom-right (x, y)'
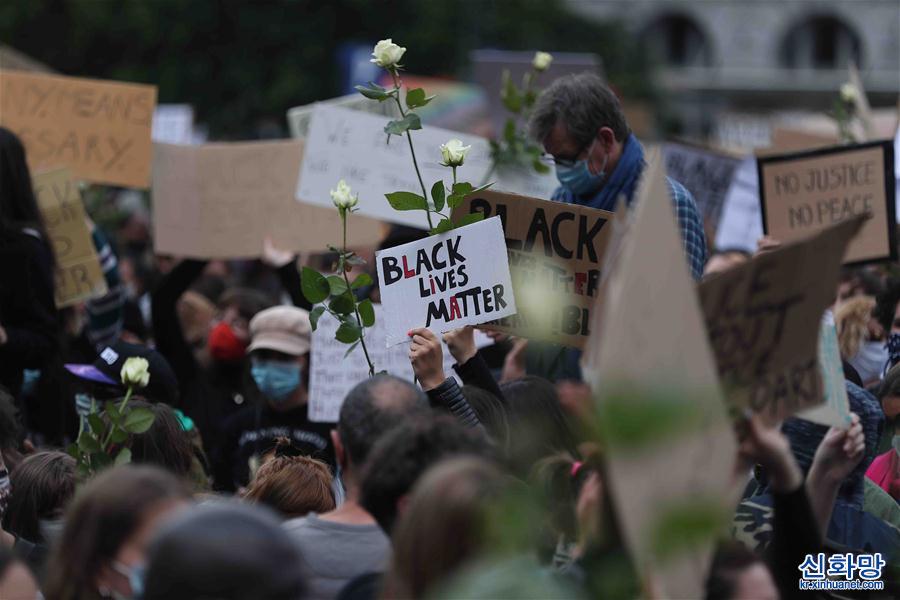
top-left (848, 340), bottom-right (888, 384)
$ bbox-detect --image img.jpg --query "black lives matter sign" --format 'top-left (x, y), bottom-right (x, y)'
top-left (758, 140), bottom-right (895, 265)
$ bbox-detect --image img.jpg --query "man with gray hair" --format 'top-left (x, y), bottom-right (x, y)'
top-left (529, 72), bottom-right (707, 279)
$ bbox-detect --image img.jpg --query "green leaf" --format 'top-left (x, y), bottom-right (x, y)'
top-left (91, 452), bottom-right (112, 469)
top-left (431, 180), bottom-right (445, 212)
top-left (384, 113), bottom-right (422, 136)
top-left (66, 443), bottom-right (79, 459)
top-left (327, 275), bottom-right (348, 296)
top-left (452, 182), bottom-right (474, 196)
top-left (301, 267), bottom-right (330, 304)
top-left (355, 82), bottom-right (393, 101)
top-left (500, 71), bottom-right (522, 114)
top-left (430, 218), bottom-right (455, 235)
top-left (470, 182), bottom-right (493, 195)
top-left (358, 299), bottom-right (376, 327)
top-left (455, 212), bottom-right (485, 228)
top-left (405, 87), bottom-right (435, 109)
top-left (385, 191), bottom-right (428, 211)
top-left (351, 273), bottom-right (373, 289)
top-left (335, 322), bottom-right (361, 343)
top-left (114, 447), bottom-right (132, 467)
top-left (343, 340), bottom-right (361, 358)
top-left (87, 413), bottom-right (105, 435)
top-left (78, 432), bottom-right (101, 453)
top-left (124, 407), bottom-right (155, 434)
top-left (329, 292), bottom-right (355, 315)
top-left (309, 306), bottom-right (326, 331)
top-left (110, 428), bottom-right (129, 444)
top-left (532, 158), bottom-right (551, 174)
top-left (503, 119), bottom-right (517, 144)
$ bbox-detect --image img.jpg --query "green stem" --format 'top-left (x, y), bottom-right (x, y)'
top-left (341, 214), bottom-right (375, 376)
top-left (390, 70), bottom-right (433, 230)
top-left (102, 386), bottom-right (133, 450)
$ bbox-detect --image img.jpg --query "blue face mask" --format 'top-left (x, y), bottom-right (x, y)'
top-left (251, 361), bottom-right (301, 404)
top-left (555, 141), bottom-right (608, 196)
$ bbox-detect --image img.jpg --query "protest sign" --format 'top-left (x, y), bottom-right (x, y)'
top-left (699, 215), bottom-right (865, 423)
top-left (758, 140), bottom-right (896, 265)
top-left (296, 105), bottom-right (558, 228)
top-left (663, 142), bottom-right (741, 237)
top-left (32, 168), bottom-right (108, 307)
top-left (375, 216), bottom-right (516, 346)
top-left (452, 191), bottom-right (614, 348)
top-left (308, 305), bottom-right (492, 422)
top-left (714, 157), bottom-right (764, 253)
top-left (798, 316), bottom-right (852, 429)
top-left (152, 140), bottom-right (382, 258)
top-left (582, 152), bottom-right (737, 599)
top-left (0, 70), bottom-right (156, 188)
top-left (286, 93), bottom-right (398, 139)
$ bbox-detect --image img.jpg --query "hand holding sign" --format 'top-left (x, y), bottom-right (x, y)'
top-left (408, 328), bottom-right (446, 390)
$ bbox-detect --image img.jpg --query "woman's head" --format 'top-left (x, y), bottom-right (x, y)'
top-left (0, 127), bottom-right (42, 235)
top-left (499, 376), bottom-right (580, 474)
top-left (462, 385), bottom-right (510, 451)
top-left (44, 465), bottom-right (191, 600)
top-left (243, 441), bottom-right (334, 519)
top-left (2, 451), bottom-right (77, 544)
top-left (386, 457), bottom-right (506, 599)
top-left (128, 400), bottom-right (196, 480)
top-left (143, 503), bottom-right (306, 600)
top-left (206, 287), bottom-right (273, 364)
top-left (835, 295), bottom-right (879, 359)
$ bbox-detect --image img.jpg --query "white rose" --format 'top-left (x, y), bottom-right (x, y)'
top-left (370, 39), bottom-right (406, 69)
top-left (840, 83), bottom-right (859, 104)
top-left (120, 357), bottom-right (150, 388)
top-left (440, 139), bottom-right (471, 167)
top-left (330, 179), bottom-right (358, 210)
top-left (532, 51), bottom-right (553, 72)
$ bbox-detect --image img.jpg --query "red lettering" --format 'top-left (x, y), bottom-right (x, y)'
top-left (402, 255), bottom-right (415, 279)
top-left (574, 272), bottom-right (586, 295)
top-left (449, 296), bottom-right (461, 320)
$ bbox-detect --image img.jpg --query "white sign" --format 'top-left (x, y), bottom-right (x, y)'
top-left (309, 305), bottom-right (492, 422)
top-left (375, 216), bottom-right (517, 346)
top-left (296, 105), bottom-right (558, 228)
top-left (714, 156), bottom-right (764, 252)
top-left (152, 104), bottom-right (195, 145)
top-left (287, 93), bottom-right (399, 139)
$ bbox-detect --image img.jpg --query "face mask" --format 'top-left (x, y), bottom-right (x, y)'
top-left (39, 518), bottom-right (64, 543)
top-left (555, 141), bottom-right (608, 196)
top-left (207, 322), bottom-right (248, 363)
top-left (251, 361), bottom-right (301, 404)
top-left (111, 561), bottom-right (145, 600)
top-left (886, 333), bottom-right (900, 374)
top-left (848, 340), bottom-right (889, 384)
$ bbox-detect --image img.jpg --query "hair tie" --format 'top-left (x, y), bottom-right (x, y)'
top-left (570, 461), bottom-right (584, 478)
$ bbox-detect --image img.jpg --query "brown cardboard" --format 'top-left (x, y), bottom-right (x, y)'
top-left (698, 215), bottom-right (866, 423)
top-left (32, 168), bottom-right (108, 307)
top-left (759, 141), bottom-right (895, 265)
top-left (0, 70), bottom-right (157, 188)
top-left (152, 140), bottom-right (383, 259)
top-left (451, 190), bottom-right (614, 348)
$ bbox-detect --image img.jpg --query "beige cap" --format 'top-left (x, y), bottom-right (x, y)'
top-left (248, 306), bottom-right (311, 356)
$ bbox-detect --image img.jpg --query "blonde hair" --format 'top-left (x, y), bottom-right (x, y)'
top-left (835, 295), bottom-right (876, 359)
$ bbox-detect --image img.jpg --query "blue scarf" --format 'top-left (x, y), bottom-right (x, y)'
top-left (554, 134), bottom-right (645, 211)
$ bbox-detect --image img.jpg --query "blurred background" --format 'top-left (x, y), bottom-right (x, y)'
top-left (3, 0), bottom-right (897, 144)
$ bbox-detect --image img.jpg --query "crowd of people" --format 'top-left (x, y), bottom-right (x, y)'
top-left (0, 71), bottom-right (898, 599)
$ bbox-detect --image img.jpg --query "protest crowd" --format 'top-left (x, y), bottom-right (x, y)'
top-left (1, 13), bottom-right (900, 600)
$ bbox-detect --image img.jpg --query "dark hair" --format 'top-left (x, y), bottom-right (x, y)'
top-left (218, 287), bottom-right (273, 321)
top-left (462, 385), bottom-right (510, 450)
top-left (499, 376), bottom-right (581, 475)
top-left (128, 400), bottom-right (196, 479)
top-left (880, 363), bottom-right (900, 400)
top-left (2, 451), bottom-right (77, 544)
top-left (43, 465), bottom-right (190, 600)
top-left (0, 387), bottom-right (23, 452)
top-left (359, 414), bottom-right (492, 535)
top-left (243, 450), bottom-right (335, 519)
top-left (385, 458), bottom-right (506, 599)
top-left (874, 277), bottom-right (900, 333)
top-left (528, 73), bottom-right (630, 146)
top-left (338, 374), bottom-right (427, 469)
top-left (705, 541), bottom-right (769, 600)
top-left (0, 127), bottom-right (45, 235)
top-left (143, 503), bottom-right (306, 600)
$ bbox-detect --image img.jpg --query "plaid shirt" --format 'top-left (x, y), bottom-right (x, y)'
top-left (664, 177), bottom-right (708, 280)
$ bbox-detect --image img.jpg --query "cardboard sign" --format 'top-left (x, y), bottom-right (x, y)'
top-left (452, 191), bottom-right (614, 348)
top-left (663, 142), bottom-right (741, 236)
top-left (799, 316), bottom-right (852, 429)
top-left (375, 216), bottom-right (516, 346)
top-left (759, 141), bottom-right (895, 265)
top-left (0, 70), bottom-right (157, 188)
top-left (296, 105), bottom-right (558, 228)
top-left (698, 215), bottom-right (865, 423)
top-left (308, 305), bottom-right (492, 422)
top-left (32, 168), bottom-right (108, 307)
top-left (152, 140), bottom-right (382, 258)
top-left (582, 153), bottom-right (737, 599)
